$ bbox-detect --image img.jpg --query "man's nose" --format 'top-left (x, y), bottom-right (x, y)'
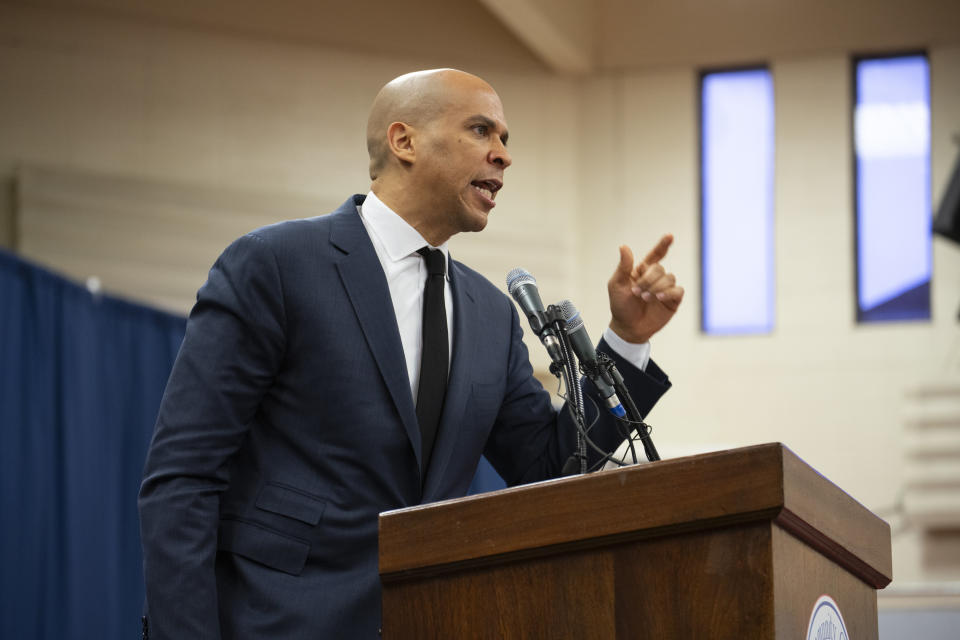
top-left (489, 141), bottom-right (512, 168)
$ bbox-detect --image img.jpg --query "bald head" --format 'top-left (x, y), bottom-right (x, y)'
top-left (366, 69), bottom-right (496, 180)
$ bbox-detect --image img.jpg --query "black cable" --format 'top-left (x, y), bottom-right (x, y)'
top-left (598, 351), bottom-right (660, 462)
top-left (557, 387), bottom-right (626, 467)
top-left (546, 313), bottom-right (663, 470)
top-left (600, 419), bottom-right (654, 470)
top-left (614, 399), bottom-right (639, 465)
top-left (548, 336), bottom-right (650, 470)
top-left (555, 386), bottom-right (654, 473)
top-left (546, 310), bottom-right (589, 475)
top-left (612, 377), bottom-right (659, 462)
top-left (561, 328), bottom-right (588, 474)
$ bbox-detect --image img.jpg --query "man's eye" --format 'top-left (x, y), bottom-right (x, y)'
top-left (473, 125), bottom-right (488, 135)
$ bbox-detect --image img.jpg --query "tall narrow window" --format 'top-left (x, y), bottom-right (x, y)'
top-left (701, 68), bottom-right (775, 335)
top-left (854, 54), bottom-right (931, 323)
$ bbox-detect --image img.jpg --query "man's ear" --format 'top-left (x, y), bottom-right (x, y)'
top-left (386, 121), bottom-right (416, 165)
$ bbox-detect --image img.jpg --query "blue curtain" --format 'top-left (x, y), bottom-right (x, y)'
top-left (0, 250), bottom-right (186, 639)
top-left (467, 455), bottom-right (507, 495)
top-left (0, 247), bottom-right (508, 639)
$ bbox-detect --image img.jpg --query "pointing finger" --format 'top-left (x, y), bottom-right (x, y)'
top-left (642, 234), bottom-right (674, 266)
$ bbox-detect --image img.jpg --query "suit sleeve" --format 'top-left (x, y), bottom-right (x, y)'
top-left (482, 302), bottom-right (670, 486)
top-left (138, 233), bottom-right (286, 640)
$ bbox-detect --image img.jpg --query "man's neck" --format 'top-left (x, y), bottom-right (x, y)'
top-left (370, 182), bottom-right (452, 247)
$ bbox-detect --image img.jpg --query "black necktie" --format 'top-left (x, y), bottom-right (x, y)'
top-left (416, 247), bottom-right (448, 474)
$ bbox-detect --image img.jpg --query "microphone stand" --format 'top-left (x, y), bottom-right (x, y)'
top-left (544, 305), bottom-right (588, 475)
top-left (596, 352), bottom-right (660, 462)
top-left (537, 301), bottom-right (661, 471)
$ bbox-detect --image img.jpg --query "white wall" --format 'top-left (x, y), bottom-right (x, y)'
top-left (574, 50), bottom-right (960, 591)
top-left (0, 3), bottom-right (580, 372)
top-left (2, 0), bottom-right (959, 599)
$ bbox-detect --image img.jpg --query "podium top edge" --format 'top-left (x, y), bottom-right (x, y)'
top-left (379, 442), bottom-right (892, 587)
top-left (381, 442), bottom-right (787, 517)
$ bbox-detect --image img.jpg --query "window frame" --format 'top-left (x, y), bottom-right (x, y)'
top-left (850, 50), bottom-right (932, 324)
top-left (698, 63), bottom-right (776, 336)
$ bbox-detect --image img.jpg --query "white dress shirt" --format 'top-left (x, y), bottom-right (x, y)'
top-left (359, 192), bottom-right (453, 402)
top-left (358, 191), bottom-right (650, 403)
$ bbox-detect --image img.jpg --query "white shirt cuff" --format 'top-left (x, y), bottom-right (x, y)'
top-left (601, 327), bottom-right (651, 372)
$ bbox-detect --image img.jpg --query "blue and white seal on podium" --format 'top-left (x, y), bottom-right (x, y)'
top-left (805, 594), bottom-right (849, 640)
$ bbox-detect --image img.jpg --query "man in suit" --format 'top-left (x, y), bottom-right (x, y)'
top-left (138, 69), bottom-right (683, 639)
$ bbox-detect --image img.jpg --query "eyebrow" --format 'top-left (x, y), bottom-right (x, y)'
top-left (470, 114), bottom-right (509, 146)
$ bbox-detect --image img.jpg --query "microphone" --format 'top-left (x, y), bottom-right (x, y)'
top-left (558, 300), bottom-right (626, 418)
top-left (505, 268), bottom-right (563, 364)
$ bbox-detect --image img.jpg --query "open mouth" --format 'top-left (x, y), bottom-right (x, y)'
top-left (471, 179), bottom-right (502, 203)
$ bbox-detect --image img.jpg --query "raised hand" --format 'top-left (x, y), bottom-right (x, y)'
top-left (607, 235), bottom-right (684, 344)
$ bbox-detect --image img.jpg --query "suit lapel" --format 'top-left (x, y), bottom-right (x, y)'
top-left (329, 198), bottom-right (422, 471)
top-left (423, 259), bottom-right (480, 499)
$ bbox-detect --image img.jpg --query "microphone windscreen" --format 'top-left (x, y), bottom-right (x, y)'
top-left (506, 268), bottom-right (536, 296)
top-left (558, 299), bottom-right (583, 332)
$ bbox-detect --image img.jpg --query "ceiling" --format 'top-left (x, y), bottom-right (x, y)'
top-left (12, 0), bottom-right (960, 73)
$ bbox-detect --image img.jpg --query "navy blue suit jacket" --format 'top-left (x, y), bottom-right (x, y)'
top-left (138, 195), bottom-right (671, 638)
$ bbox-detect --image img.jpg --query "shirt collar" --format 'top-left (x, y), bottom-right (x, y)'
top-left (360, 191), bottom-right (450, 278)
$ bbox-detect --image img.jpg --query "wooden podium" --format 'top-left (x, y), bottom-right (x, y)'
top-left (379, 443), bottom-right (892, 638)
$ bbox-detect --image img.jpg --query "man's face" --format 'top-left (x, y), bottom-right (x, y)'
top-left (415, 78), bottom-right (512, 239)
